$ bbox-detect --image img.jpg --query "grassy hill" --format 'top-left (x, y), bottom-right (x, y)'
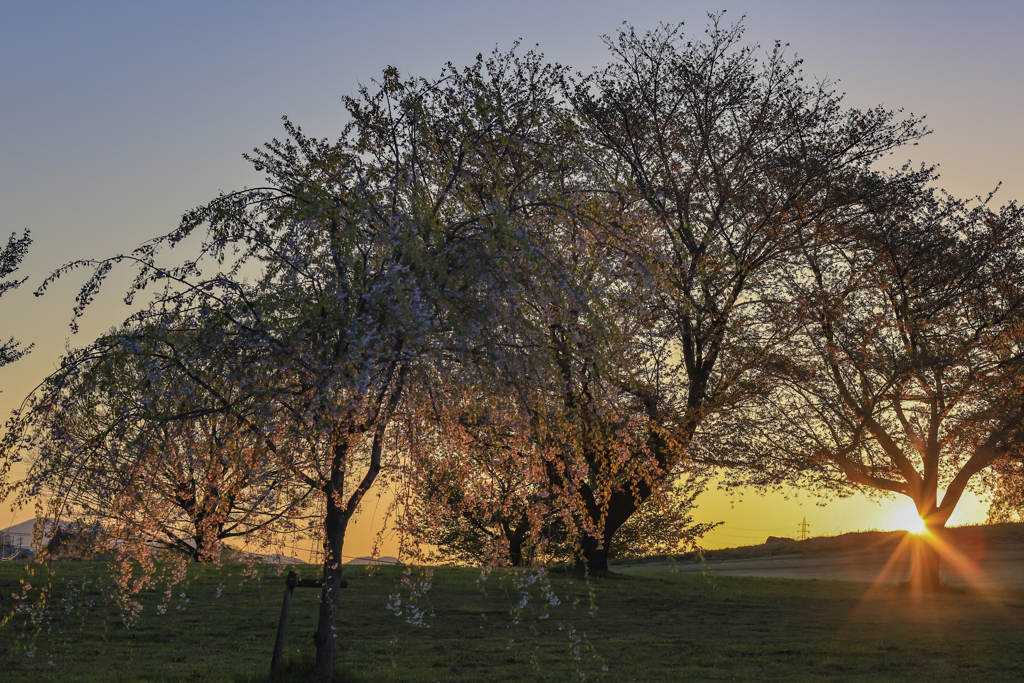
top-left (612, 521), bottom-right (1024, 566)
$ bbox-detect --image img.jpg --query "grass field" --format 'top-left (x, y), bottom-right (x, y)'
top-left (2, 559), bottom-right (1024, 682)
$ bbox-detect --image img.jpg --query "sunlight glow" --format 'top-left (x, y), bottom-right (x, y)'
top-left (891, 507), bottom-right (928, 535)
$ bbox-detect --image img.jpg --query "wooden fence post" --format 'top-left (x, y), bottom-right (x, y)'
top-left (270, 571), bottom-right (297, 676)
top-left (270, 570), bottom-right (345, 677)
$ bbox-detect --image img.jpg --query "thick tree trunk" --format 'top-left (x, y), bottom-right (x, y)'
top-left (577, 490), bottom-right (641, 572)
top-left (508, 536), bottom-right (524, 567)
top-left (908, 524), bottom-right (944, 592)
top-left (506, 515), bottom-right (531, 567)
top-left (191, 530), bottom-right (210, 562)
top-left (905, 485), bottom-right (954, 592)
top-left (312, 496), bottom-right (349, 681)
top-left (578, 534), bottom-right (611, 572)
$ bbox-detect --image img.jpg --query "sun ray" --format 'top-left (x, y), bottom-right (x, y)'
top-left (889, 505), bottom-right (928, 535)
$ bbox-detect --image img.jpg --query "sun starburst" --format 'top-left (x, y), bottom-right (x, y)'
top-left (890, 506), bottom-right (928, 535)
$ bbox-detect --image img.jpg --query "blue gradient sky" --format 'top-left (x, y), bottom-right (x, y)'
top-left (2, 1), bottom-right (1020, 552)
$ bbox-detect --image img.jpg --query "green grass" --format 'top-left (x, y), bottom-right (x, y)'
top-left (2, 560), bottom-right (1023, 682)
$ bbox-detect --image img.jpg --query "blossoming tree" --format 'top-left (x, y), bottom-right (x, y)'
top-left (718, 189), bottom-right (1024, 590)
top-left (14, 46), bottom-right (591, 679)
top-left (546, 14), bottom-right (935, 570)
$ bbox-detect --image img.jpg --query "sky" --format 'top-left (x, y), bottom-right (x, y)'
top-left (1, 0), bottom-right (1021, 557)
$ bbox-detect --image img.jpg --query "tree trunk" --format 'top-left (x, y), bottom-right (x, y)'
top-left (312, 495), bottom-right (349, 681)
top-left (908, 524), bottom-right (943, 592)
top-left (578, 533), bottom-right (610, 572)
top-left (191, 530), bottom-right (209, 562)
top-left (506, 515), bottom-right (531, 567)
top-left (508, 536), bottom-right (524, 567)
top-left (187, 539), bottom-right (202, 563)
top-left (577, 490), bottom-right (640, 572)
top-left (309, 373), bottom-right (400, 681)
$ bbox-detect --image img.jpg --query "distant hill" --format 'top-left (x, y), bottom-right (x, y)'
top-left (345, 555), bottom-right (400, 566)
top-left (612, 521), bottom-right (1024, 565)
top-left (1, 518), bottom-right (68, 560)
top-left (1, 517), bottom-right (64, 545)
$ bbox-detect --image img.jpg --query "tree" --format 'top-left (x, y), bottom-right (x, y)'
top-left (4, 319), bottom-right (312, 565)
top-left (413, 452), bottom-right (567, 567)
top-left (723, 189), bottom-right (1024, 590)
top-left (25, 47), bottom-right (583, 679)
top-left (0, 230), bottom-right (33, 368)
top-left (557, 14), bottom-right (929, 570)
top-left (414, 442), bottom-right (718, 565)
top-left (407, 390), bottom-right (566, 567)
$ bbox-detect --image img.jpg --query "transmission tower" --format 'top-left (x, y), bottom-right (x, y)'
top-left (797, 517), bottom-right (810, 540)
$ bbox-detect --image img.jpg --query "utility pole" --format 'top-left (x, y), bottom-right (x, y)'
top-left (309, 532), bottom-right (324, 565)
top-left (797, 518), bottom-right (810, 541)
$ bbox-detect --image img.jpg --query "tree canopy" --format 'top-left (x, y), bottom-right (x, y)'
top-left (4, 319), bottom-right (312, 564)
top-left (550, 16), bottom-right (930, 570)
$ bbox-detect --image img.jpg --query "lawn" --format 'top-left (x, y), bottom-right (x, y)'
top-left (1, 560), bottom-right (1023, 682)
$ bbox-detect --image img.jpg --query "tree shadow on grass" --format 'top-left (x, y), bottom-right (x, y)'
top-left (547, 562), bottom-right (636, 581)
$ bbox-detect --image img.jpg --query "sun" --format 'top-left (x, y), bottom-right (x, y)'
top-left (890, 506), bottom-right (928, 535)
